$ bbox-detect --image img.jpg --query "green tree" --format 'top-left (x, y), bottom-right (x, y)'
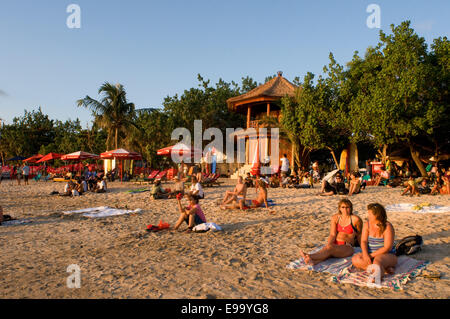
top-left (77, 82), bottom-right (136, 150)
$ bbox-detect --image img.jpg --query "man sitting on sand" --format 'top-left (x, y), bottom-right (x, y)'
top-left (220, 176), bottom-right (247, 209)
top-left (320, 174), bottom-right (348, 196)
top-left (300, 199), bottom-right (362, 265)
top-left (150, 179), bottom-right (168, 199)
top-left (222, 180), bottom-right (272, 212)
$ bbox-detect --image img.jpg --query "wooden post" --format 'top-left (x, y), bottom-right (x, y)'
top-left (267, 103), bottom-right (270, 116)
top-left (247, 106), bottom-right (251, 128)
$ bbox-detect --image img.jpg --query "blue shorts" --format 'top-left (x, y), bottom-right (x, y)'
top-left (184, 214), bottom-right (204, 226)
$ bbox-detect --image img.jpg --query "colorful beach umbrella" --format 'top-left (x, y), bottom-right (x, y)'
top-left (157, 143), bottom-right (202, 157)
top-left (61, 151), bottom-right (100, 161)
top-left (100, 148), bottom-right (142, 160)
top-left (23, 154), bottom-right (44, 163)
top-left (36, 153), bottom-right (63, 163)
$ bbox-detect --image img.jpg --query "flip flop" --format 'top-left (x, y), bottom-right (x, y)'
top-left (146, 225), bottom-right (160, 232)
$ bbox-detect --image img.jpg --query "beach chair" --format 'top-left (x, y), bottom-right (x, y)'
top-left (201, 173), bottom-right (223, 187)
top-left (149, 169), bottom-right (168, 183)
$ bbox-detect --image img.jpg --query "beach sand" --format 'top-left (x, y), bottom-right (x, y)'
top-left (0, 179), bottom-right (449, 299)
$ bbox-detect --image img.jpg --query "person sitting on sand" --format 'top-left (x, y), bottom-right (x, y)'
top-left (243, 179), bottom-right (270, 210)
top-left (221, 176), bottom-right (247, 208)
top-left (430, 171), bottom-right (444, 195)
top-left (244, 172), bottom-right (254, 188)
top-left (417, 178), bottom-right (431, 195)
top-left (173, 194), bottom-right (206, 232)
top-left (150, 179), bottom-right (168, 199)
top-left (320, 174), bottom-right (348, 196)
top-left (94, 176), bottom-right (107, 193)
top-left (269, 174), bottom-right (280, 188)
top-left (352, 203), bottom-right (397, 283)
top-left (299, 199), bottom-right (363, 265)
top-left (60, 181), bottom-right (75, 196)
top-left (75, 178), bottom-right (84, 195)
top-left (187, 176), bottom-right (204, 200)
top-left (167, 176), bottom-right (185, 199)
top-left (374, 168), bottom-right (390, 186)
top-left (280, 172), bottom-right (291, 188)
top-left (295, 171), bottom-right (312, 189)
top-left (401, 176), bottom-right (423, 196)
top-left (348, 171), bottom-right (362, 196)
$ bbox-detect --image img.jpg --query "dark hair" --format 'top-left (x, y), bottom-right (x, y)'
top-left (186, 194), bottom-right (199, 204)
top-left (367, 203), bottom-right (388, 233)
top-left (338, 199), bottom-right (353, 215)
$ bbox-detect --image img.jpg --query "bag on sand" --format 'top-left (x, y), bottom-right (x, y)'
top-left (395, 235), bottom-right (423, 256)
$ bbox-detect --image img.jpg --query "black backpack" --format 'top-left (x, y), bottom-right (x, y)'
top-left (395, 235), bottom-right (423, 256)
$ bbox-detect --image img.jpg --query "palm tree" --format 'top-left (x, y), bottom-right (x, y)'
top-left (77, 83), bottom-right (136, 150)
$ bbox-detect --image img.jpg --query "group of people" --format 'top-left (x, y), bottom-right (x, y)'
top-left (59, 175), bottom-right (107, 196)
top-left (300, 199), bottom-right (397, 283)
top-left (2, 163), bottom-right (31, 185)
top-left (319, 170), bottom-right (365, 197)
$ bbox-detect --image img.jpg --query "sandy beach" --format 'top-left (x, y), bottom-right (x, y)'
top-left (0, 179), bottom-right (449, 299)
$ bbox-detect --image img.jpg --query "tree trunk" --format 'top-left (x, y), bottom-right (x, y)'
top-left (409, 144), bottom-right (427, 177)
top-left (328, 147), bottom-right (339, 169)
top-left (377, 144), bottom-right (388, 164)
top-left (115, 127), bottom-right (119, 149)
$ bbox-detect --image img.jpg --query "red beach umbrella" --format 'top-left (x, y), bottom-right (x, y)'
top-left (36, 153), bottom-right (63, 163)
top-left (157, 143), bottom-right (202, 157)
top-left (23, 154), bottom-right (44, 163)
top-left (61, 151), bottom-right (100, 161)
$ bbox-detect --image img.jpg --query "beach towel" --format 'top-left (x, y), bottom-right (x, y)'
top-left (192, 222), bottom-right (223, 232)
top-left (126, 188), bottom-right (149, 194)
top-left (331, 256), bottom-right (430, 290)
top-left (0, 219), bottom-right (33, 227)
top-left (386, 203), bottom-right (450, 214)
top-left (62, 206), bottom-right (143, 218)
top-left (287, 246), bottom-right (361, 275)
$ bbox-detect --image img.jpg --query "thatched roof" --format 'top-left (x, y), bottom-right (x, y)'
top-left (227, 72), bottom-right (297, 111)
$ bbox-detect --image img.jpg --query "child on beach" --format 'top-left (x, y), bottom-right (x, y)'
top-left (299, 199), bottom-right (363, 265)
top-left (351, 203), bottom-right (397, 283)
top-left (173, 194), bottom-right (206, 232)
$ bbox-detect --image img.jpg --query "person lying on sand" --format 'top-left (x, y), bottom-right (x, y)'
top-left (172, 194), bottom-right (206, 233)
top-left (299, 199), bottom-right (362, 266)
top-left (220, 176), bottom-right (247, 208)
top-left (352, 203), bottom-right (397, 284)
top-left (0, 205), bottom-right (14, 225)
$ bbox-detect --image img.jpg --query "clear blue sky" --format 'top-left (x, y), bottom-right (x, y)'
top-left (0, 0), bottom-right (448, 126)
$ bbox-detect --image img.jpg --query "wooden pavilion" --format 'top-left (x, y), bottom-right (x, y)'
top-left (227, 71), bottom-right (297, 174)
